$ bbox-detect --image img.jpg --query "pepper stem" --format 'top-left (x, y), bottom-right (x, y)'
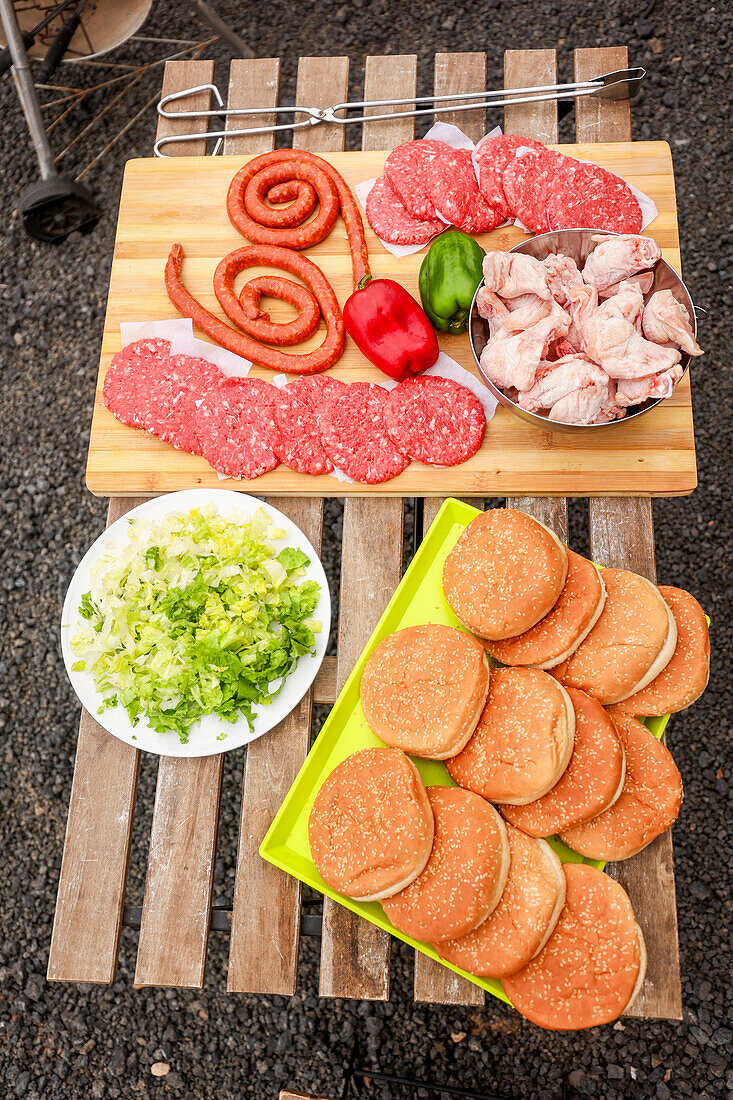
top-left (448, 308), bottom-right (469, 334)
top-left (356, 275), bottom-right (373, 291)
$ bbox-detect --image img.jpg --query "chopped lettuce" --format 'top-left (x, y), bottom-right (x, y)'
top-left (71, 506), bottom-right (321, 744)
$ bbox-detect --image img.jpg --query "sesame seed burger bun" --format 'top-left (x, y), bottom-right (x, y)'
top-left (360, 624), bottom-right (490, 759)
top-left (552, 569), bottom-right (677, 705)
top-left (502, 863), bottom-right (646, 1030)
top-left (434, 826), bottom-right (566, 979)
top-left (446, 667), bottom-right (575, 805)
top-left (484, 551), bottom-right (606, 670)
top-left (611, 586), bottom-right (710, 717)
top-left (500, 688), bottom-right (626, 837)
top-left (560, 713), bottom-right (683, 861)
top-left (308, 747), bottom-right (434, 902)
top-left (382, 786), bottom-right (510, 943)
top-left (442, 509), bottom-right (568, 641)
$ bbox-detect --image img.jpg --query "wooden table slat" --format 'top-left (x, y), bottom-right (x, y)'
top-left (433, 52), bottom-right (486, 143)
top-left (576, 45), bottom-right (682, 1022)
top-left (223, 55), bottom-right (315, 996)
top-left (220, 57), bottom-right (281, 156)
top-left (503, 50), bottom-right (568, 540)
top-left (313, 655), bottom-right (336, 703)
top-left (574, 46), bottom-right (633, 143)
top-left (318, 53), bottom-right (417, 1001)
top-left (412, 50), bottom-right (488, 1008)
top-left (504, 49), bottom-right (559, 144)
top-left (47, 502), bottom-right (144, 983)
top-left (155, 60), bottom-right (218, 156)
top-left (133, 60), bottom-right (223, 990)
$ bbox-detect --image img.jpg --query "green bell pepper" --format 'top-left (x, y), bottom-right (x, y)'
top-left (418, 230), bottom-right (486, 334)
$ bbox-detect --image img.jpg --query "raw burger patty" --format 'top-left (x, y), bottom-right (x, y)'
top-left (196, 376), bottom-right (279, 480)
top-left (152, 352), bottom-right (225, 453)
top-left (383, 139), bottom-right (451, 219)
top-left (104, 340), bottom-right (216, 453)
top-left (365, 175), bottom-right (444, 245)
top-left (384, 376), bottom-right (486, 465)
top-left (103, 338), bottom-right (175, 430)
top-left (318, 381), bottom-right (410, 484)
top-left (425, 147), bottom-right (502, 233)
top-left (269, 375), bottom-right (347, 475)
top-left (473, 134), bottom-right (546, 220)
top-left (503, 148), bottom-right (643, 234)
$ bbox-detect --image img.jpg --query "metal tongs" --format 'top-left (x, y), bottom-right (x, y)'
top-left (154, 67), bottom-right (646, 157)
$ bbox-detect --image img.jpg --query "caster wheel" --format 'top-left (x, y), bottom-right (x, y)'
top-left (18, 175), bottom-right (99, 243)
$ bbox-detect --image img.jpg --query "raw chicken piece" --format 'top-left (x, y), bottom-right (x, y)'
top-left (582, 234), bottom-right (662, 294)
top-left (476, 288), bottom-right (514, 337)
top-left (642, 290), bottom-right (703, 356)
top-left (552, 391), bottom-right (625, 424)
top-left (601, 278), bottom-right (645, 333)
top-left (480, 311), bottom-right (569, 392)
top-left (518, 354), bottom-right (618, 425)
top-left (616, 364), bottom-right (684, 407)
top-left (481, 252), bottom-right (551, 300)
top-left (599, 270), bottom-right (654, 299)
top-left (566, 283), bottom-right (598, 351)
top-left (543, 253), bottom-right (584, 306)
top-left (573, 282), bottom-right (681, 380)
top-left (506, 296), bottom-right (568, 333)
top-left (476, 289), bottom-right (567, 335)
top-left (550, 338), bottom-right (579, 359)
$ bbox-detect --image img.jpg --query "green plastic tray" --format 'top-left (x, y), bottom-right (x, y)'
top-left (260, 498), bottom-right (671, 1004)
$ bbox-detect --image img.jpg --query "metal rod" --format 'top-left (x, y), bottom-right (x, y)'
top-left (0, 0), bottom-right (56, 176)
top-left (76, 89), bottom-right (158, 178)
top-left (55, 68), bottom-right (145, 160)
top-left (74, 40), bottom-right (211, 179)
top-left (122, 903), bottom-right (323, 937)
top-left (351, 1067), bottom-right (509, 1100)
top-left (187, 0), bottom-right (254, 58)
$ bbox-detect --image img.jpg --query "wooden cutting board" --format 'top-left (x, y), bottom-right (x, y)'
top-left (86, 143), bottom-right (697, 497)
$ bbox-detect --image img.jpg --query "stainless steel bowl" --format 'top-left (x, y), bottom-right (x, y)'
top-left (468, 227), bottom-right (697, 433)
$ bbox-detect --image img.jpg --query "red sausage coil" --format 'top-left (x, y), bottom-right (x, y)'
top-left (165, 150), bottom-right (370, 374)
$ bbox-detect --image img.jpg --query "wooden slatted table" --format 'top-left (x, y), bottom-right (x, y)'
top-left (48, 47), bottom-right (682, 1021)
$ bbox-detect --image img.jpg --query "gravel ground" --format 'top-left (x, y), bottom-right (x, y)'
top-left (1, 2), bottom-right (731, 1098)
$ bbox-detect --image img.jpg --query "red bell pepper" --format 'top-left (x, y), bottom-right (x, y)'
top-left (343, 276), bottom-right (439, 382)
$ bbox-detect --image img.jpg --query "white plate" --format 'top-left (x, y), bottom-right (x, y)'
top-left (60, 489), bottom-right (331, 758)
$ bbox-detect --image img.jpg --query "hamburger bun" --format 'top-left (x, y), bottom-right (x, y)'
top-left (434, 826), bottom-right (566, 979)
top-left (308, 747), bottom-right (434, 901)
top-left (560, 713), bottom-right (683, 861)
top-left (442, 509), bottom-right (568, 641)
top-left (360, 624), bottom-right (490, 759)
top-left (382, 786), bottom-right (509, 942)
top-left (500, 688), bottom-right (626, 837)
top-left (446, 667), bottom-right (575, 805)
top-left (553, 569), bottom-right (677, 705)
top-left (503, 863), bottom-right (646, 1030)
top-left (484, 551), bottom-right (606, 670)
top-left (612, 586), bottom-right (710, 717)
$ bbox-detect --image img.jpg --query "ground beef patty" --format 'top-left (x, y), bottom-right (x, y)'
top-left (383, 139), bottom-right (450, 219)
top-left (365, 175), bottom-right (444, 245)
top-left (103, 338), bottom-right (175, 430)
top-left (196, 376), bottom-right (279, 480)
top-left (383, 376), bottom-right (486, 465)
top-left (318, 381), bottom-right (410, 483)
top-left (269, 375), bottom-right (347, 475)
top-left (425, 147), bottom-right (502, 233)
top-left (503, 148), bottom-right (642, 234)
top-left (473, 133), bottom-right (545, 220)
